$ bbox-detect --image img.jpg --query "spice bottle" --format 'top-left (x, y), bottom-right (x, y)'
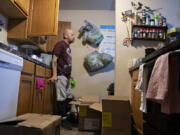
top-left (133, 29), bottom-right (138, 38)
top-left (140, 28), bottom-right (143, 38)
top-left (159, 30), bottom-right (163, 39)
top-left (155, 29), bottom-right (159, 39)
top-left (148, 29), bottom-right (152, 39)
top-left (151, 29), bottom-right (155, 39)
top-left (143, 29), bottom-right (146, 38)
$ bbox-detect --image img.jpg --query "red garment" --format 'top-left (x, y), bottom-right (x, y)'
top-left (146, 52), bottom-right (180, 114)
top-left (53, 40), bottom-right (72, 79)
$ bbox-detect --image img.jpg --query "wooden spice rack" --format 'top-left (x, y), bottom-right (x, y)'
top-left (131, 24), bottom-right (168, 44)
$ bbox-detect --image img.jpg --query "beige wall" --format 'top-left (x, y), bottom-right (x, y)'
top-left (59, 10), bottom-right (115, 100)
top-left (115, 0), bottom-right (180, 98)
top-left (0, 14), bottom-right (8, 45)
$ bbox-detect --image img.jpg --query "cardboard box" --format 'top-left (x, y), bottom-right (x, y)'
top-left (0, 113), bottom-right (61, 135)
top-left (70, 96), bottom-right (102, 131)
top-left (79, 103), bottom-right (102, 131)
top-left (101, 96), bottom-right (131, 135)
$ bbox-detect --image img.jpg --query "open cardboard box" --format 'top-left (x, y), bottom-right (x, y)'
top-left (70, 96), bottom-right (131, 135)
top-left (0, 113), bottom-right (61, 135)
top-left (70, 96), bottom-right (102, 131)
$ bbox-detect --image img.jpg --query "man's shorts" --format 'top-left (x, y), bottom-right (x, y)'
top-left (55, 75), bottom-right (73, 101)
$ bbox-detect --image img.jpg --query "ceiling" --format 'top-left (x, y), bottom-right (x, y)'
top-left (59, 0), bottom-right (115, 10)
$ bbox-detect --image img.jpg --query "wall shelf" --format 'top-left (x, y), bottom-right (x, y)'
top-left (131, 24), bottom-right (168, 45)
top-left (133, 24), bottom-right (168, 30)
top-left (133, 37), bottom-right (166, 42)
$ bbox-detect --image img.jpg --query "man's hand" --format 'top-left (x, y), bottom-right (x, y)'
top-left (48, 75), bottom-right (58, 82)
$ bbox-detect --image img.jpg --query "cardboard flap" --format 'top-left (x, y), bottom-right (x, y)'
top-left (18, 114), bottom-right (61, 129)
top-left (106, 96), bottom-right (129, 101)
top-left (90, 103), bottom-right (102, 112)
top-left (1, 114), bottom-right (61, 129)
top-left (0, 120), bottom-right (24, 125)
top-left (70, 96), bottom-right (100, 106)
top-left (69, 100), bottom-right (81, 105)
top-left (80, 96), bottom-right (99, 104)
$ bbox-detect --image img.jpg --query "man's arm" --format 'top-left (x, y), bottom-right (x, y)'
top-left (49, 54), bottom-right (58, 82)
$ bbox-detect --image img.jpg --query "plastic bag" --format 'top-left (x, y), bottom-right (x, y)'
top-left (79, 20), bottom-right (104, 47)
top-left (84, 51), bottom-right (113, 72)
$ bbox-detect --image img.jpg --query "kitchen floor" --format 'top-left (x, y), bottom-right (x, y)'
top-left (61, 128), bottom-right (100, 135)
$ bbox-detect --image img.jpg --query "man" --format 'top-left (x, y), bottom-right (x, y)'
top-left (49, 29), bottom-right (75, 130)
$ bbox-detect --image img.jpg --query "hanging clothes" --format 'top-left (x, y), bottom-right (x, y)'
top-left (135, 64), bottom-right (149, 113)
top-left (146, 52), bottom-right (180, 114)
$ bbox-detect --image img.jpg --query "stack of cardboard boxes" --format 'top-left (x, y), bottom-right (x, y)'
top-left (0, 96), bottom-right (131, 135)
top-left (71, 96), bottom-right (131, 135)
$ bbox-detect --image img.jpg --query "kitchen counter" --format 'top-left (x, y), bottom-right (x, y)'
top-left (0, 43), bottom-right (51, 69)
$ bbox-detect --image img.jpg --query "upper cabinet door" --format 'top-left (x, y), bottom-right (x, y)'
top-left (29, 0), bottom-right (60, 36)
top-left (14, 0), bottom-right (30, 15)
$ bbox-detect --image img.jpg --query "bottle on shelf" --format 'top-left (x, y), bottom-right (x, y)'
top-left (146, 14), bottom-right (151, 25)
top-left (149, 29), bottom-right (153, 39)
top-left (133, 29), bottom-right (138, 38)
top-left (163, 17), bottom-right (167, 26)
top-left (152, 29), bottom-right (155, 39)
top-left (143, 29), bottom-right (146, 38)
top-left (139, 28), bottom-right (143, 38)
top-left (150, 19), bottom-right (155, 26)
top-left (159, 13), bottom-right (163, 26)
top-left (154, 15), bottom-right (159, 26)
top-left (154, 29), bottom-right (159, 39)
top-left (158, 29), bottom-right (163, 39)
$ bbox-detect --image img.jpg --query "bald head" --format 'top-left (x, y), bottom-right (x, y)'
top-left (63, 29), bottom-right (75, 44)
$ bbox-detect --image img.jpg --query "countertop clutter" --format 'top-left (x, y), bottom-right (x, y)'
top-left (0, 43), bottom-right (51, 69)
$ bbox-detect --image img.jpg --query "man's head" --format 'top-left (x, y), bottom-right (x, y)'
top-left (63, 29), bottom-right (75, 44)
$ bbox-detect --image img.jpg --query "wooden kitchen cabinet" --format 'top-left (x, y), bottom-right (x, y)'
top-left (44, 79), bottom-right (53, 114)
top-left (43, 69), bottom-right (53, 114)
top-left (0, 0), bottom-right (27, 19)
top-left (8, 0), bottom-right (31, 39)
top-left (17, 59), bottom-right (35, 116)
top-left (46, 21), bottom-right (71, 52)
top-left (17, 59), bottom-right (54, 115)
top-left (8, 0), bottom-right (60, 39)
top-left (32, 65), bottom-right (46, 113)
top-left (29, 0), bottom-right (60, 36)
top-left (8, 19), bottom-right (28, 39)
top-left (14, 0), bottom-right (30, 15)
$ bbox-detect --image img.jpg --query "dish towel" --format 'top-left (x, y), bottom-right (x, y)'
top-left (135, 64), bottom-right (149, 113)
top-left (146, 52), bottom-right (180, 114)
top-left (36, 77), bottom-right (45, 90)
top-left (146, 53), bottom-right (169, 102)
